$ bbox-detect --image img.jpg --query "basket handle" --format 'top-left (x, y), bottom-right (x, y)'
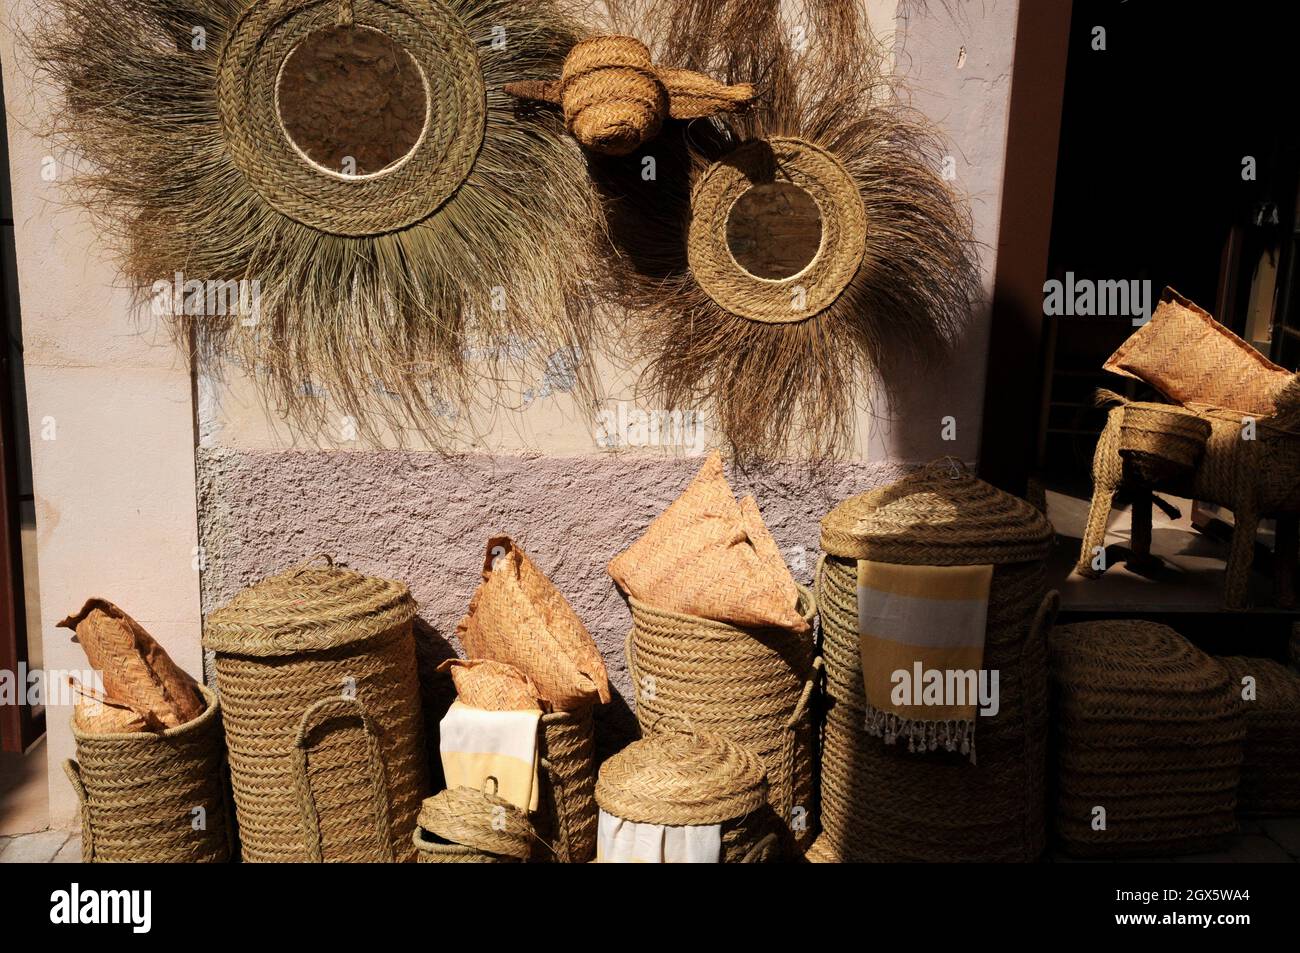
top-left (293, 696), bottom-right (396, 863)
top-left (777, 654), bottom-right (822, 827)
top-left (624, 626), bottom-right (640, 704)
top-left (63, 759), bottom-right (94, 863)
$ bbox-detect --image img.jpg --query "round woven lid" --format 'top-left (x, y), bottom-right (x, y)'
top-left (1050, 620), bottom-right (1234, 701)
top-left (595, 729), bottom-right (767, 826)
top-left (203, 556), bottom-right (416, 656)
top-left (819, 460), bottom-right (1053, 565)
top-left (417, 786), bottom-right (534, 860)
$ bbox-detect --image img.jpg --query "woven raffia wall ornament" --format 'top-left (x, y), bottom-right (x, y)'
top-left (589, 0), bottom-right (980, 460)
top-left (30, 0), bottom-right (600, 442)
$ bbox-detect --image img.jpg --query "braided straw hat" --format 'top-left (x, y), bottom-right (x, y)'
top-left (217, 0), bottom-right (486, 236)
top-left (596, 729), bottom-right (767, 826)
top-left (204, 555), bottom-right (417, 656)
top-left (417, 784), bottom-right (535, 860)
top-left (820, 460), bottom-right (1054, 566)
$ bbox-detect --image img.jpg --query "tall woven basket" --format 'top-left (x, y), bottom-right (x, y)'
top-left (64, 684), bottom-right (232, 863)
top-left (535, 707), bottom-right (598, 863)
top-left (625, 586), bottom-right (819, 856)
top-left (204, 557), bottom-right (429, 862)
top-left (810, 464), bottom-right (1056, 862)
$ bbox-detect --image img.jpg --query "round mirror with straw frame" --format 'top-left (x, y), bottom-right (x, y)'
top-left (31, 0), bottom-right (601, 442)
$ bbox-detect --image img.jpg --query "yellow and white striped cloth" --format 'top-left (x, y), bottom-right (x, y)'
top-left (857, 560), bottom-right (992, 761)
top-left (439, 701), bottom-right (541, 812)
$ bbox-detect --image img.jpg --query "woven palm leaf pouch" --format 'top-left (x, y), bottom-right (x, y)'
top-left (811, 462), bottom-right (1057, 862)
top-left (204, 556), bottom-right (429, 862)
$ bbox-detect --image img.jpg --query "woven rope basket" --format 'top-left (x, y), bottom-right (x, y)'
top-left (812, 464), bottom-right (1056, 862)
top-left (412, 784), bottom-right (531, 863)
top-left (534, 706), bottom-right (598, 863)
top-left (204, 557), bottom-right (429, 862)
top-left (625, 586), bottom-right (819, 857)
top-left (1118, 401), bottom-right (1211, 484)
top-left (1049, 621), bottom-right (1244, 857)
top-left (64, 684), bottom-right (232, 863)
top-left (596, 729), bottom-right (777, 863)
top-left (1219, 656), bottom-right (1300, 816)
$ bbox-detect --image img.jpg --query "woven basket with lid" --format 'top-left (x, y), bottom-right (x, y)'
top-left (811, 462), bottom-right (1057, 863)
top-left (412, 784), bottom-right (533, 863)
top-left (596, 729), bottom-right (778, 862)
top-left (204, 557), bottom-right (429, 862)
top-left (1217, 655), bottom-right (1299, 816)
top-left (1049, 622), bottom-right (1243, 856)
top-left (625, 585), bottom-right (818, 857)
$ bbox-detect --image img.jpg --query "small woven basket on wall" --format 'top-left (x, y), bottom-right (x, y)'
top-left (1218, 655), bottom-right (1300, 816)
top-left (65, 684), bottom-right (232, 863)
top-left (535, 706), bottom-right (598, 863)
top-left (810, 464), bottom-right (1056, 863)
top-left (1049, 621), bottom-right (1243, 857)
top-left (412, 785), bottom-right (532, 864)
top-left (596, 729), bottom-right (778, 863)
top-left (625, 586), bottom-right (819, 856)
top-left (1117, 401), bottom-right (1212, 484)
top-left (204, 557), bottom-right (429, 862)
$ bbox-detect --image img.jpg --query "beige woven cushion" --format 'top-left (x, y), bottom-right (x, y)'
top-left (608, 451), bottom-right (807, 633)
top-left (59, 598), bottom-right (202, 730)
top-left (457, 537), bottom-right (610, 711)
top-left (1104, 287), bottom-right (1292, 417)
top-left (438, 658), bottom-right (541, 712)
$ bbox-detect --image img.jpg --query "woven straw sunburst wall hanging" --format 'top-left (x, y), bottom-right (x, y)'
top-left (32, 0), bottom-right (600, 440)
top-left (589, 0), bottom-right (981, 461)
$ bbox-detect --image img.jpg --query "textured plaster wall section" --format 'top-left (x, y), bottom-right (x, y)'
top-left (2, 0), bottom-right (204, 829)
top-left (197, 449), bottom-right (911, 744)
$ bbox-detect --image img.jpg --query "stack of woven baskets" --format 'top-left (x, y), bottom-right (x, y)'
top-left (1049, 621), bottom-right (1244, 857)
top-left (810, 463), bottom-right (1057, 862)
top-left (204, 556), bottom-right (430, 862)
top-left (1218, 656), bottom-right (1300, 815)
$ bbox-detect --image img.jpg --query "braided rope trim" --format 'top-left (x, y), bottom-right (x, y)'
top-left (687, 136), bottom-right (867, 325)
top-left (216, 0), bottom-right (486, 236)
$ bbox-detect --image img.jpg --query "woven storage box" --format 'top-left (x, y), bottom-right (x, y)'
top-left (596, 730), bottom-right (778, 863)
top-left (813, 465), bottom-right (1056, 862)
top-left (535, 706), bottom-right (599, 863)
top-left (625, 586), bottom-right (818, 856)
top-left (1219, 656), bottom-right (1300, 815)
top-left (412, 785), bottom-right (531, 864)
top-left (64, 684), bottom-right (232, 862)
top-left (1049, 621), bottom-right (1243, 857)
top-left (204, 558), bottom-right (429, 862)
top-left (1118, 401), bottom-right (1211, 484)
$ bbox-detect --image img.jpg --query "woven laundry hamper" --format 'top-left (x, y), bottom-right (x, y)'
top-left (1118, 401), bottom-right (1211, 484)
top-left (1049, 621), bottom-right (1244, 857)
top-left (625, 585), bottom-right (819, 856)
top-left (595, 730), bottom-right (778, 862)
top-left (204, 558), bottom-right (429, 862)
top-left (1218, 656), bottom-right (1300, 815)
top-left (64, 684), bottom-right (232, 862)
top-left (812, 464), bottom-right (1056, 862)
top-left (413, 785), bottom-right (532, 864)
top-left (534, 707), bottom-right (598, 863)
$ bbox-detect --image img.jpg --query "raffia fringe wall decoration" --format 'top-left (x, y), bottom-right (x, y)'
top-left (589, 0), bottom-right (980, 460)
top-left (29, 0), bottom-right (601, 443)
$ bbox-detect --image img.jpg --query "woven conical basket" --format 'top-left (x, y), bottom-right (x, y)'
top-left (1049, 621), bottom-right (1243, 857)
top-left (596, 729), bottom-right (777, 863)
top-left (811, 463), bottom-right (1056, 862)
top-left (204, 557), bottom-right (429, 862)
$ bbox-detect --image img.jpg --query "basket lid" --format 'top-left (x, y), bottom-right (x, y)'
top-left (203, 555), bottom-right (417, 657)
top-left (416, 785), bottom-right (534, 860)
top-left (595, 729), bottom-right (767, 826)
top-left (819, 461), bottom-right (1053, 565)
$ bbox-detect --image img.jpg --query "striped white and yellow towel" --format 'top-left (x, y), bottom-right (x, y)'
top-left (857, 561), bottom-right (993, 762)
top-left (595, 811), bottom-right (721, 863)
top-left (439, 700), bottom-right (541, 812)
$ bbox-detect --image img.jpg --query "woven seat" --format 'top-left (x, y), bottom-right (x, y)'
top-left (1219, 656), bottom-right (1300, 815)
top-left (1049, 621), bottom-right (1244, 857)
top-left (596, 729), bottom-right (777, 863)
top-left (814, 463), bottom-right (1056, 862)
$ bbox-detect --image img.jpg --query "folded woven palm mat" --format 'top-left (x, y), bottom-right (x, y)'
top-left (857, 562), bottom-right (993, 762)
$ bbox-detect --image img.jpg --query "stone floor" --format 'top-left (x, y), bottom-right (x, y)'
top-left (1, 817), bottom-right (1297, 863)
